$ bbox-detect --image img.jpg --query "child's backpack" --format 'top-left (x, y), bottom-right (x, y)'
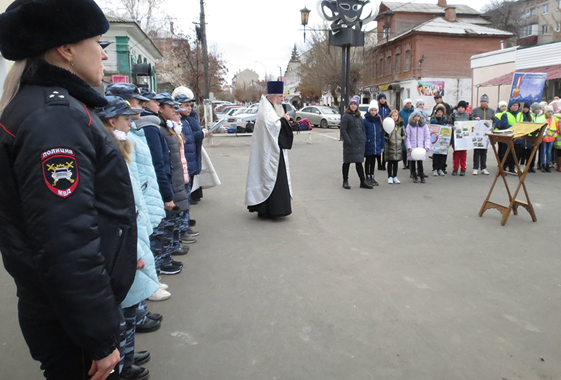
top-left (245, 121), bottom-right (254, 133)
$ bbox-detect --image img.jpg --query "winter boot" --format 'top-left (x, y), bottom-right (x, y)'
top-left (412, 175), bottom-right (419, 183)
top-left (342, 180), bottom-right (351, 189)
top-left (360, 180), bottom-right (373, 189)
top-left (545, 164), bottom-right (551, 173)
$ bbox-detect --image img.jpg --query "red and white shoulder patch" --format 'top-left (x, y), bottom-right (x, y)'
top-left (41, 148), bottom-right (79, 198)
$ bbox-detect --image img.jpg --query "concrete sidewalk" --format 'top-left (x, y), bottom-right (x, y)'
top-left (1, 128), bottom-right (560, 379)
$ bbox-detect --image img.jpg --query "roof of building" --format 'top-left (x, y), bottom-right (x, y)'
top-left (388, 17), bottom-right (513, 42)
top-left (381, 1), bottom-right (480, 15)
top-left (106, 16), bottom-right (162, 59)
top-left (477, 65), bottom-right (561, 87)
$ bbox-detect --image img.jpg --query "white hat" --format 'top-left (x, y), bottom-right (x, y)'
top-left (368, 100), bottom-right (378, 111)
top-left (498, 101), bottom-right (508, 108)
top-left (403, 98), bottom-right (412, 106)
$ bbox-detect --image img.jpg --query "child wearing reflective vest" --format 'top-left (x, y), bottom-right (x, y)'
top-left (541, 106), bottom-right (559, 173)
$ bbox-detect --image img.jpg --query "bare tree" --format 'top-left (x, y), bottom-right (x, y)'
top-left (155, 36), bottom-right (228, 103)
top-left (101, 0), bottom-right (170, 34)
top-left (297, 27), bottom-right (363, 105)
top-left (482, 0), bottom-right (523, 46)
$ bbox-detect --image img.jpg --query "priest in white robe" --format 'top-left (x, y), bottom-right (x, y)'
top-left (245, 81), bottom-right (294, 218)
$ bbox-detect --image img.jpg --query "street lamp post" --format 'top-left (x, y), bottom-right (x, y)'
top-left (300, 6), bottom-right (310, 42)
top-left (255, 60), bottom-right (267, 81)
top-left (301, 2), bottom-right (378, 115)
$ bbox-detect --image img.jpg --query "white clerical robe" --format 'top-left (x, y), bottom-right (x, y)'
top-left (245, 95), bottom-right (292, 206)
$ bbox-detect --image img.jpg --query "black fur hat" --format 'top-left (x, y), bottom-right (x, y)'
top-left (0, 0), bottom-right (109, 61)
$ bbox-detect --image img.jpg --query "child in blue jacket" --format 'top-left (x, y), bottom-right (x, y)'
top-left (364, 100), bottom-right (385, 186)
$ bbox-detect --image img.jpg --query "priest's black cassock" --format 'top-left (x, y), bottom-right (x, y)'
top-left (245, 89), bottom-right (293, 218)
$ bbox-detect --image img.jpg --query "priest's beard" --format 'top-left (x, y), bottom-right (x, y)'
top-left (273, 103), bottom-right (285, 118)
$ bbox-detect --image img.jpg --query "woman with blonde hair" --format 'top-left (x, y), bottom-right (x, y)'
top-left (0, 0), bottom-right (137, 378)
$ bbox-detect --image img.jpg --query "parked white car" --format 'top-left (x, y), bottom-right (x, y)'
top-left (295, 106), bottom-right (341, 128)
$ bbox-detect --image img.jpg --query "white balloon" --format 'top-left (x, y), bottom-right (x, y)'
top-left (411, 147), bottom-right (426, 161)
top-left (382, 117), bottom-right (395, 134)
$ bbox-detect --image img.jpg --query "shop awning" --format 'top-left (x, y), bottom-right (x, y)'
top-left (477, 65), bottom-right (561, 87)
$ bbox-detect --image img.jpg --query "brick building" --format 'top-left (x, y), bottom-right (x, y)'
top-left (361, 0), bottom-right (512, 113)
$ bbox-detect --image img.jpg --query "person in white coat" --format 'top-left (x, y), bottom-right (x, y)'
top-left (245, 81), bottom-right (293, 218)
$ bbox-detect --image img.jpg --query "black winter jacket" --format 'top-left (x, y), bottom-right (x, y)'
top-left (0, 61), bottom-right (137, 360)
top-left (340, 112), bottom-right (366, 163)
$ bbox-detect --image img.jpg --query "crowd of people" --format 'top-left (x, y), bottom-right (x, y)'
top-left (339, 92), bottom-right (561, 189)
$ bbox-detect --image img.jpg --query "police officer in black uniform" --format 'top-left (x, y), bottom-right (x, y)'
top-left (0, 1), bottom-right (137, 379)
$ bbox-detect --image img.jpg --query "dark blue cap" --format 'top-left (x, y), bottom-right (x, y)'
top-left (267, 81), bottom-right (284, 94)
top-left (174, 105), bottom-right (187, 112)
top-left (140, 88), bottom-right (158, 100)
top-left (155, 93), bottom-right (179, 106)
top-left (174, 94), bottom-right (196, 104)
top-left (96, 96), bottom-right (142, 120)
top-left (105, 83), bottom-right (149, 101)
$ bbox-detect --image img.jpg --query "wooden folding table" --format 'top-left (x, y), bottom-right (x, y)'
top-left (479, 122), bottom-right (547, 226)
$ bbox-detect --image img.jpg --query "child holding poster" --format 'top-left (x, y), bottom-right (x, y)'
top-left (406, 110), bottom-right (431, 183)
top-left (385, 110), bottom-right (406, 184)
top-left (430, 105), bottom-right (450, 176)
top-left (449, 100), bottom-right (472, 176)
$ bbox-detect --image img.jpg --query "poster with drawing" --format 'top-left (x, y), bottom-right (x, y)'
top-left (471, 120), bottom-right (493, 149)
top-left (428, 124), bottom-right (452, 154)
top-left (453, 120), bottom-right (492, 150)
top-left (453, 121), bottom-right (475, 151)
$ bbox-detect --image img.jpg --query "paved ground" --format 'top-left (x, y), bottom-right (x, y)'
top-left (1, 128), bottom-right (560, 380)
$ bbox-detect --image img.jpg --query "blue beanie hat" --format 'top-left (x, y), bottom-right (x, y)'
top-left (350, 95), bottom-right (360, 105)
top-left (377, 93), bottom-right (387, 101)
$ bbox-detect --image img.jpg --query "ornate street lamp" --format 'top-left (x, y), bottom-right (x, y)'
top-left (300, 6), bottom-right (311, 42)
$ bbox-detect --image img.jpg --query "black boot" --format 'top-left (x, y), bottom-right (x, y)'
top-left (541, 164), bottom-right (546, 172)
top-left (529, 166), bottom-right (536, 173)
top-left (342, 180), bottom-right (351, 189)
top-left (120, 364), bottom-right (150, 380)
top-left (360, 180), bottom-right (373, 189)
top-left (545, 164), bottom-right (551, 173)
top-left (413, 175), bottom-right (419, 183)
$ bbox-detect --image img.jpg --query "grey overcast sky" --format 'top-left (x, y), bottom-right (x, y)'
top-left (98, 0), bottom-right (490, 85)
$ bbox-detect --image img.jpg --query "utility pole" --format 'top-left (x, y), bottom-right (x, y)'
top-left (200, 0), bottom-right (210, 99)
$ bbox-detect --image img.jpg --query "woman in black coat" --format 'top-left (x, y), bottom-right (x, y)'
top-left (0, 1), bottom-right (136, 379)
top-left (340, 97), bottom-right (372, 189)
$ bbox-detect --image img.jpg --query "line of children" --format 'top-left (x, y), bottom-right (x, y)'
top-left (95, 84), bottom-right (206, 380)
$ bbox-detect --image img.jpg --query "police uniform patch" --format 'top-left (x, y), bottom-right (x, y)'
top-left (41, 148), bottom-right (79, 198)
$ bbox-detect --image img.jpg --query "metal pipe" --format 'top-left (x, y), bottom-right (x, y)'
top-left (341, 45), bottom-right (346, 115)
top-left (346, 45), bottom-right (351, 107)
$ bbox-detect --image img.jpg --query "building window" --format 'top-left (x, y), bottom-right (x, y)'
top-left (404, 50), bottom-right (411, 71)
top-left (543, 3), bottom-right (549, 14)
top-left (378, 58), bottom-right (383, 77)
top-left (542, 24), bottom-right (549, 34)
top-left (521, 24), bottom-right (539, 37)
top-left (387, 56), bottom-right (392, 75)
top-left (395, 53), bottom-right (401, 73)
top-left (372, 63), bottom-right (377, 78)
